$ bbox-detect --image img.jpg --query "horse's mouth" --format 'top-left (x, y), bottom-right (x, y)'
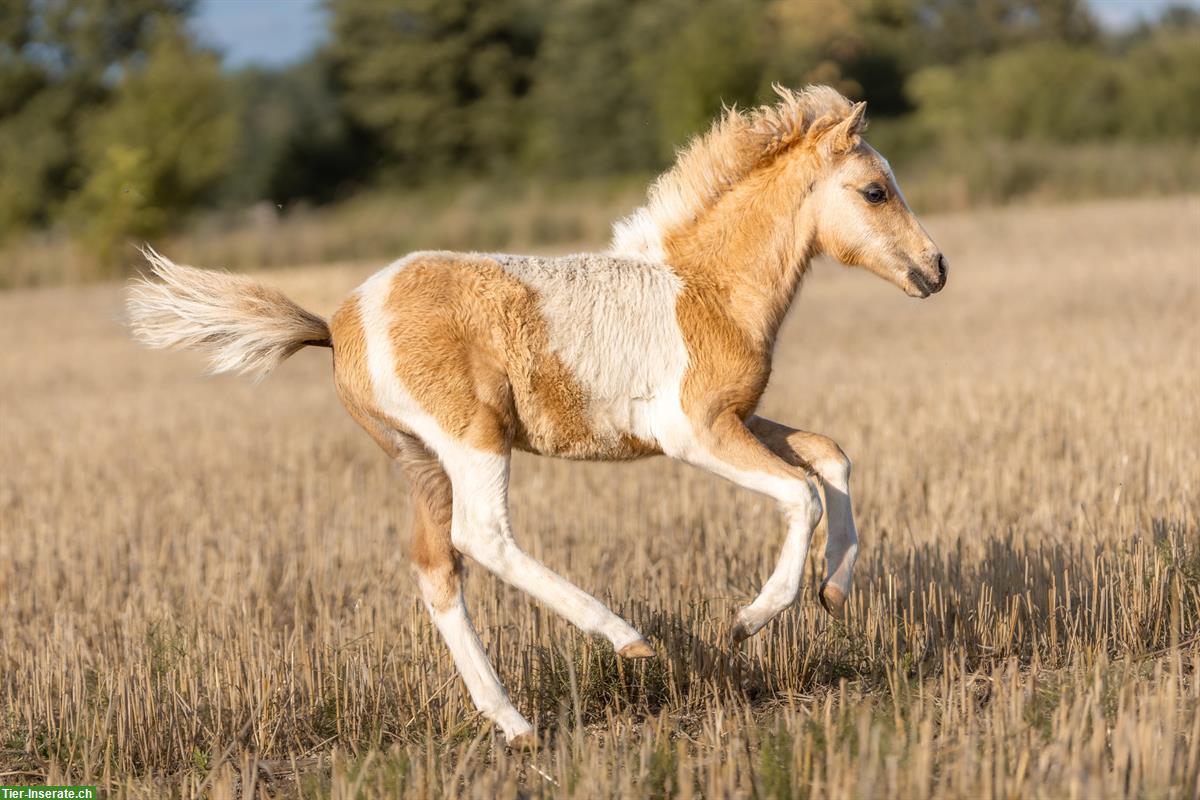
top-left (904, 268), bottom-right (943, 298)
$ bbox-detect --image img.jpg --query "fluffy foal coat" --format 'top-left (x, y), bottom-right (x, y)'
top-left (127, 85), bottom-right (947, 746)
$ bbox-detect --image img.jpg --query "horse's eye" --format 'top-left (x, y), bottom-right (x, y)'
top-left (862, 184), bottom-right (887, 205)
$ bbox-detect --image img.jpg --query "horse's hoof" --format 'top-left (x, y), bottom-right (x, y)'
top-left (818, 582), bottom-right (847, 618)
top-left (618, 639), bottom-right (655, 659)
top-left (507, 731), bottom-right (537, 750)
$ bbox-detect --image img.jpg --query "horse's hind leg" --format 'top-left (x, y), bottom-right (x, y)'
top-left (747, 416), bottom-right (859, 618)
top-left (395, 435), bottom-right (534, 745)
top-left (437, 439), bottom-right (653, 659)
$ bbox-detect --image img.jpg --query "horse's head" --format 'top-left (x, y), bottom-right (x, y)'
top-left (612, 85), bottom-right (947, 300)
top-left (806, 103), bottom-right (947, 298)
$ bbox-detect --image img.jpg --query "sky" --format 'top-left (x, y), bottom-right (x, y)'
top-left (191, 0), bottom-right (329, 68)
top-left (192, 0), bottom-right (1199, 69)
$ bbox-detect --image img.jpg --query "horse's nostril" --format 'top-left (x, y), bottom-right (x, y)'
top-left (935, 254), bottom-right (948, 283)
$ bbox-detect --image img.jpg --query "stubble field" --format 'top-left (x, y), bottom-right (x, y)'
top-left (1, 196), bottom-right (1198, 798)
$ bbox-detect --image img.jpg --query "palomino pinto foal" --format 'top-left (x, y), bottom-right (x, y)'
top-left (127, 85), bottom-right (947, 746)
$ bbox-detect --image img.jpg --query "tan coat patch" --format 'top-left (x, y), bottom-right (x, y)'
top-left (665, 149), bottom-right (820, 442)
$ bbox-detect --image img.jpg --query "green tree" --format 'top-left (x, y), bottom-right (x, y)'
top-left (916, 0), bottom-right (1097, 62)
top-left (68, 25), bottom-right (234, 267)
top-left (1117, 27), bottom-right (1200, 139)
top-left (907, 42), bottom-right (1120, 143)
top-left (222, 58), bottom-right (369, 207)
top-left (327, 0), bottom-right (542, 182)
top-left (634, 0), bottom-right (770, 158)
top-left (766, 0), bottom-right (925, 115)
top-left (526, 0), bottom-right (660, 176)
top-left (0, 0), bottom-right (196, 238)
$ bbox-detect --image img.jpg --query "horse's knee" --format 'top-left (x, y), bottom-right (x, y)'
top-left (782, 476), bottom-right (823, 529)
top-left (449, 524), bottom-right (486, 562)
top-left (414, 563), bottom-right (460, 612)
top-left (411, 508), bottom-right (461, 604)
top-left (810, 439), bottom-right (851, 488)
top-left (412, 514), bottom-right (458, 564)
top-left (448, 513), bottom-right (486, 557)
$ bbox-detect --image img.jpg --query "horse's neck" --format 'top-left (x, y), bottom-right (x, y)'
top-left (665, 184), bottom-right (816, 350)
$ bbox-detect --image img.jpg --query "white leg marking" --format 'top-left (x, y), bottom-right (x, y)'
top-left (732, 477), bottom-right (823, 638)
top-left (417, 575), bottom-right (532, 740)
top-left (815, 457), bottom-right (858, 603)
top-left (674, 436), bottom-right (824, 640)
top-left (444, 447), bottom-right (647, 651)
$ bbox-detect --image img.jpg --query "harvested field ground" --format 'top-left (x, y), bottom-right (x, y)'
top-left (2, 196), bottom-right (1198, 798)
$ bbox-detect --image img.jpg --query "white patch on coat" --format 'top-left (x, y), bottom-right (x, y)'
top-left (355, 256), bottom-right (442, 443)
top-left (489, 253), bottom-right (691, 448)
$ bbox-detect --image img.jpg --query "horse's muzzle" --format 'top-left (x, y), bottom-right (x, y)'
top-left (906, 253), bottom-right (948, 297)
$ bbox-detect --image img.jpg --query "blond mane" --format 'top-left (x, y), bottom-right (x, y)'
top-left (610, 84), bottom-right (861, 261)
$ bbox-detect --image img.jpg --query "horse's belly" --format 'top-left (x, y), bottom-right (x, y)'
top-left (512, 394), bottom-right (663, 461)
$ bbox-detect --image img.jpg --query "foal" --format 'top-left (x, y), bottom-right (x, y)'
top-left (128, 85), bottom-right (946, 746)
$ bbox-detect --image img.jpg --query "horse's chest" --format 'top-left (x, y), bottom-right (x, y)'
top-left (678, 331), bottom-right (774, 422)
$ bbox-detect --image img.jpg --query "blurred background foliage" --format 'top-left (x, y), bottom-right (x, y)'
top-left (0, 0), bottom-right (1198, 284)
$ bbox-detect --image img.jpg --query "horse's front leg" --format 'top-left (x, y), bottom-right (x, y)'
top-left (670, 410), bottom-right (824, 644)
top-left (746, 416), bottom-right (858, 618)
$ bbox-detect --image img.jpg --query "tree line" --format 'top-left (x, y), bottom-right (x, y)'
top-left (2, 0), bottom-right (1197, 266)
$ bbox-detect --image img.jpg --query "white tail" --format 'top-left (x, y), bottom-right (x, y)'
top-left (126, 248), bottom-right (331, 381)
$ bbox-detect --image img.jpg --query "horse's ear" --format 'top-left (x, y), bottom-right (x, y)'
top-left (825, 101), bottom-right (867, 155)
